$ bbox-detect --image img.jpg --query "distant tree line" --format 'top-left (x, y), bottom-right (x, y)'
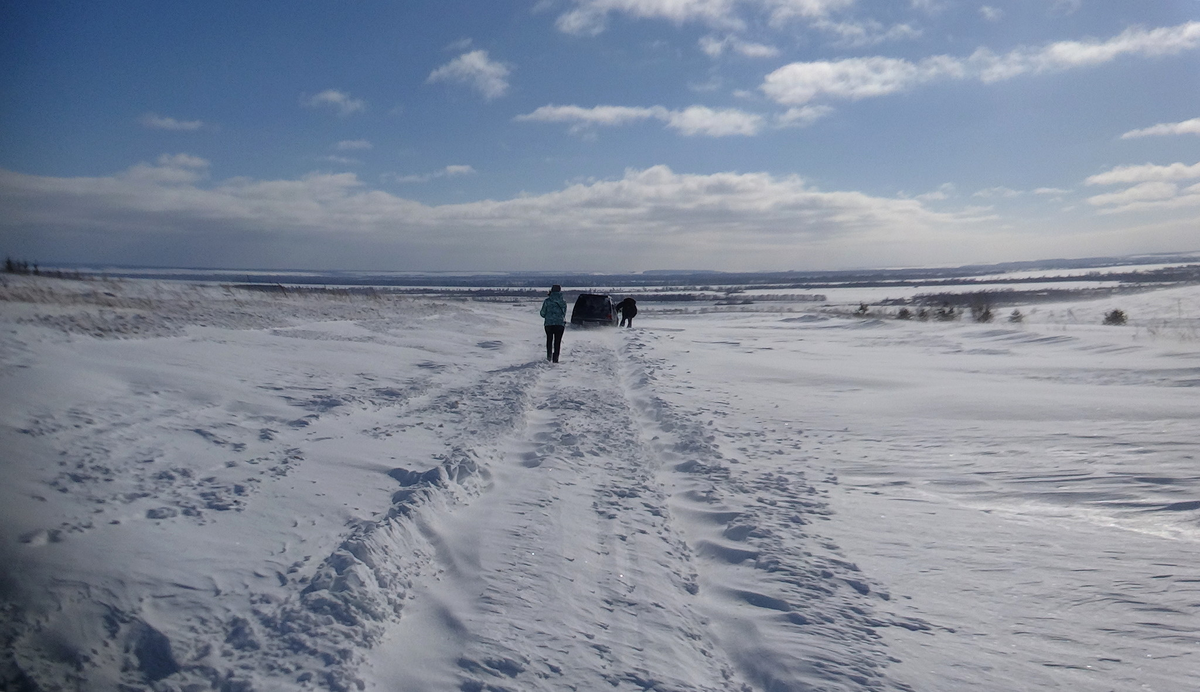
top-left (862, 299), bottom-right (1129, 326)
top-left (4, 257), bottom-right (85, 280)
top-left (4, 257), bottom-right (38, 275)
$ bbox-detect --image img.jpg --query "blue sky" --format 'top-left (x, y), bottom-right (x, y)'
top-left (1, 0), bottom-right (1198, 272)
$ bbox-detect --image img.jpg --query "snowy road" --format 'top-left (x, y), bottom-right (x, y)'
top-left (2, 276), bottom-right (1198, 691)
top-left (368, 329), bottom-right (907, 692)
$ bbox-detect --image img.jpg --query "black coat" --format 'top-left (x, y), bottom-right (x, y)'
top-left (616, 298), bottom-right (638, 317)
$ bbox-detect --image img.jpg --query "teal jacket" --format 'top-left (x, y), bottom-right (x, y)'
top-left (540, 291), bottom-right (567, 326)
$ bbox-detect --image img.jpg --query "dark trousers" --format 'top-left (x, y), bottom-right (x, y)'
top-left (544, 325), bottom-right (564, 362)
top-left (620, 314), bottom-right (634, 327)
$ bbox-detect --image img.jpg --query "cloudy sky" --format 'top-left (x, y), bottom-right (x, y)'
top-left (1, 0), bottom-right (1198, 272)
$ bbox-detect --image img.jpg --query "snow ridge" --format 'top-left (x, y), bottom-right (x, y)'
top-left (198, 363), bottom-right (545, 691)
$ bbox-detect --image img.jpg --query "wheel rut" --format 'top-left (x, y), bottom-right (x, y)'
top-left (375, 329), bottom-right (745, 692)
top-left (371, 324), bottom-right (917, 692)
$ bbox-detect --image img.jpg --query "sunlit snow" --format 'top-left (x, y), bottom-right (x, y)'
top-left (2, 271), bottom-right (1198, 691)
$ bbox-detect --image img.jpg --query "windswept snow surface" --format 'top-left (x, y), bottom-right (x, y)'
top-left (2, 276), bottom-right (1198, 691)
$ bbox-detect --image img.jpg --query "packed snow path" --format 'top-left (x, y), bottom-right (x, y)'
top-left (369, 330), bottom-right (911, 692)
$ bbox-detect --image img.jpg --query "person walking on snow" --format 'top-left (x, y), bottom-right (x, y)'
top-left (540, 284), bottom-right (567, 363)
top-left (616, 297), bottom-right (638, 328)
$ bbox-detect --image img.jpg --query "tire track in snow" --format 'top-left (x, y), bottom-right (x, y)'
top-left (618, 328), bottom-right (924, 692)
top-left (372, 330), bottom-right (748, 692)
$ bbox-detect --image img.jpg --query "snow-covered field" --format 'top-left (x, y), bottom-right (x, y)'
top-left (2, 275), bottom-right (1198, 692)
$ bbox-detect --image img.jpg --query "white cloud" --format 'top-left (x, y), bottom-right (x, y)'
top-left (319, 156), bottom-right (361, 166)
top-left (1085, 161), bottom-right (1200, 186)
top-left (8, 159), bottom-right (1198, 271)
top-left (119, 154), bottom-right (210, 185)
top-left (1093, 191), bottom-right (1200, 215)
top-left (699, 34), bottom-right (780, 58)
top-left (388, 165), bottom-right (477, 184)
top-left (776, 105), bottom-right (834, 127)
top-left (1033, 187), bottom-right (1072, 195)
top-left (304, 90), bottom-right (366, 116)
top-left (1121, 117), bottom-right (1200, 139)
top-left (689, 76), bottom-right (724, 92)
top-left (158, 153), bottom-right (209, 168)
top-left (973, 186), bottom-right (1022, 198)
top-left (762, 56), bottom-right (962, 104)
top-left (2, 161), bottom-right (995, 271)
top-left (761, 21), bottom-right (1200, 105)
top-left (766, 0), bottom-right (857, 25)
top-left (516, 105), bottom-right (667, 133)
top-left (909, 0), bottom-right (944, 13)
top-left (517, 104), bottom-right (763, 136)
top-left (554, 0), bottom-right (855, 35)
top-left (1087, 181), bottom-right (1178, 207)
top-left (335, 140), bottom-right (373, 151)
top-left (1083, 163), bottom-right (1200, 214)
top-left (971, 21), bottom-right (1200, 82)
top-left (665, 106), bottom-right (764, 136)
top-left (979, 6), bottom-right (1002, 22)
top-left (812, 19), bottom-right (921, 47)
top-left (428, 50), bottom-right (512, 100)
top-left (916, 183), bottom-right (955, 201)
top-left (139, 113), bottom-right (205, 131)
top-left (556, 0), bottom-right (743, 35)
top-left (555, 6), bottom-right (608, 35)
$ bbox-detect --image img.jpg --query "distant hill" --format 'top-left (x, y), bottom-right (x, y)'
top-left (26, 251), bottom-right (1200, 290)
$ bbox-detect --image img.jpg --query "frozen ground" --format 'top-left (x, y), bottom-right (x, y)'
top-left (1, 275), bottom-right (1198, 691)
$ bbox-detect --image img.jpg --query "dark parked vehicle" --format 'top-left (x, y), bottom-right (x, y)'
top-left (570, 293), bottom-right (616, 326)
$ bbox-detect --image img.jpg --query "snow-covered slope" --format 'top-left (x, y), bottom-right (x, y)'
top-left (2, 276), bottom-right (1197, 691)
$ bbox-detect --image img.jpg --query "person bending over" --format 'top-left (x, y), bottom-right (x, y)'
top-left (616, 297), bottom-right (638, 328)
